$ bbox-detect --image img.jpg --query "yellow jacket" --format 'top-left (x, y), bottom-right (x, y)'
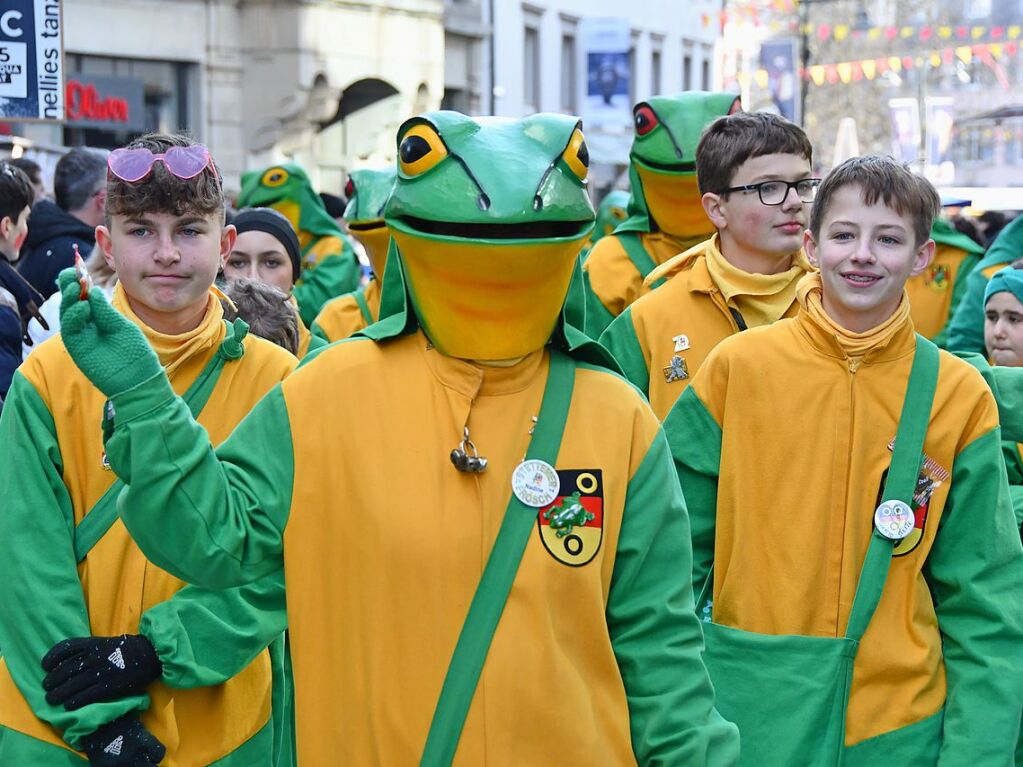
top-left (665, 303), bottom-right (1023, 759)
top-left (0, 301), bottom-right (297, 765)
top-left (102, 330), bottom-right (740, 765)
top-left (310, 279), bottom-right (381, 343)
top-left (600, 237), bottom-right (804, 420)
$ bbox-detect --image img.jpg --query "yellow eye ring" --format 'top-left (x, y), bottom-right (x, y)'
top-left (562, 128), bottom-right (589, 181)
top-left (261, 168), bottom-right (289, 188)
top-left (398, 123), bottom-right (448, 177)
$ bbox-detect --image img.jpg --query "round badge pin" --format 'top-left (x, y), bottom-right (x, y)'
top-left (511, 459), bottom-right (561, 508)
top-left (874, 500), bottom-right (915, 540)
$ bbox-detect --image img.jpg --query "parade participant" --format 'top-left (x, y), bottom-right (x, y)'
top-left (580, 188), bottom-right (629, 255)
top-left (600, 112), bottom-right (815, 419)
top-left (54, 112), bottom-right (739, 765)
top-left (0, 133), bottom-right (297, 766)
top-left (581, 91), bottom-right (740, 337)
top-left (223, 278), bottom-right (300, 356)
top-left (905, 216), bottom-right (984, 345)
top-left (946, 211), bottom-right (1023, 354)
top-left (18, 147), bottom-right (106, 299)
top-left (311, 166), bottom-right (395, 342)
top-left (0, 161), bottom-right (34, 398)
top-left (238, 163), bottom-right (361, 326)
top-left (666, 155), bottom-right (1023, 765)
top-left (983, 265), bottom-right (1023, 531)
top-left (224, 207), bottom-right (325, 358)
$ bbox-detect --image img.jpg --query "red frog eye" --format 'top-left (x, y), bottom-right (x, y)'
top-left (344, 177), bottom-right (355, 199)
top-left (634, 105), bottom-right (659, 136)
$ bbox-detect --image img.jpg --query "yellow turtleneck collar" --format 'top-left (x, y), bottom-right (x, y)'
top-left (703, 234), bottom-right (813, 328)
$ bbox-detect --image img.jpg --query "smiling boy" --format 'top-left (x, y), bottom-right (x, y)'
top-left (0, 134), bottom-right (296, 766)
top-left (600, 112), bottom-right (815, 419)
top-left (665, 155), bottom-right (1023, 764)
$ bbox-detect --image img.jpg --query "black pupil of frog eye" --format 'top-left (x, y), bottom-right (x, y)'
top-left (270, 172), bottom-right (283, 183)
top-left (577, 142), bottom-right (590, 168)
top-left (400, 135), bottom-right (432, 165)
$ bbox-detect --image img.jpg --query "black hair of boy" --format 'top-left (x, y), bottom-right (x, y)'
top-left (809, 155), bottom-right (940, 248)
top-left (222, 278), bottom-right (299, 355)
top-left (696, 112), bottom-right (813, 195)
top-left (0, 162), bottom-right (34, 225)
top-left (105, 133), bottom-right (224, 226)
top-left (8, 158), bottom-right (41, 191)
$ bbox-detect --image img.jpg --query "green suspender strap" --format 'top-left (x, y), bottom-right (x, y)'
top-left (420, 350), bottom-right (576, 767)
top-left (619, 232), bottom-right (666, 290)
top-left (354, 284), bottom-right (373, 325)
top-left (71, 319), bottom-right (249, 563)
top-left (698, 335), bottom-right (940, 767)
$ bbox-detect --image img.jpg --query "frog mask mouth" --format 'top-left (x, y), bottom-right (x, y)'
top-left (393, 217), bottom-right (591, 241)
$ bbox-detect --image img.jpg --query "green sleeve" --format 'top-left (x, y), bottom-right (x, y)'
top-left (292, 246), bottom-right (362, 326)
top-left (581, 268), bottom-right (616, 340)
top-left (139, 568), bottom-right (287, 689)
top-left (105, 375), bottom-right (295, 589)
top-left (0, 373), bottom-right (146, 748)
top-left (923, 428), bottom-right (1023, 764)
top-left (932, 252), bottom-right (981, 348)
top-left (662, 386), bottom-right (721, 599)
top-left (599, 308), bottom-right (651, 397)
top-left (953, 353), bottom-right (1023, 443)
top-left (1000, 441), bottom-right (1023, 529)
top-left (606, 429), bottom-right (739, 766)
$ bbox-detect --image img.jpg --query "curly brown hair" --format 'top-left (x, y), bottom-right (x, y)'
top-left (105, 132), bottom-right (225, 225)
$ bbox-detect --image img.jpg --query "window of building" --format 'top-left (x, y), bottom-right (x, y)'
top-left (702, 44), bottom-right (713, 90)
top-left (652, 49), bottom-right (662, 95)
top-left (682, 40), bottom-right (694, 90)
top-left (524, 24), bottom-right (541, 113)
top-left (561, 33), bottom-right (577, 113)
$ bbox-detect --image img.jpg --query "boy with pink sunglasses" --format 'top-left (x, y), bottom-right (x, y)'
top-left (0, 133), bottom-right (296, 766)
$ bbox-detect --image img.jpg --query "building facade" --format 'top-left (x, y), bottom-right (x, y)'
top-left (7, 0), bottom-right (445, 196)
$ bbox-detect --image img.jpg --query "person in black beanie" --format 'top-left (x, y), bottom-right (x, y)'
top-left (224, 207), bottom-right (325, 357)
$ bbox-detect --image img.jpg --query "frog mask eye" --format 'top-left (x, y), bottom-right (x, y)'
top-left (398, 123), bottom-right (449, 177)
top-left (633, 105), bottom-right (659, 137)
top-left (261, 167), bottom-right (289, 187)
top-left (344, 176), bottom-right (355, 199)
top-left (561, 128), bottom-right (590, 181)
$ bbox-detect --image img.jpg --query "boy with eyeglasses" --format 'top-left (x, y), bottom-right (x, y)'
top-left (600, 112), bottom-right (817, 419)
top-left (0, 133), bottom-right (296, 766)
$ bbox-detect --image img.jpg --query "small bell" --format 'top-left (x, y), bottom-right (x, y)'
top-left (450, 426), bottom-right (488, 473)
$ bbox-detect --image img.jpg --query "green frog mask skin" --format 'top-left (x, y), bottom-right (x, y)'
top-left (343, 167), bottom-right (397, 281)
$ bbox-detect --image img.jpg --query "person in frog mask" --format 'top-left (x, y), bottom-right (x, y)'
top-left (0, 134), bottom-right (297, 766)
top-left (49, 112), bottom-right (739, 765)
top-left (238, 163), bottom-right (362, 327)
top-left (904, 214), bottom-right (985, 346)
top-left (580, 188), bottom-right (629, 256)
top-left (311, 166), bottom-right (395, 342)
top-left (582, 91), bottom-right (740, 338)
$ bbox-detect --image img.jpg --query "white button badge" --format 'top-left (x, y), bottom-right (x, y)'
top-left (512, 459), bottom-right (561, 508)
top-left (874, 500), bottom-right (915, 540)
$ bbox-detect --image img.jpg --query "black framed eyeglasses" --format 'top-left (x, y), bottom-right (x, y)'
top-left (718, 178), bottom-right (821, 205)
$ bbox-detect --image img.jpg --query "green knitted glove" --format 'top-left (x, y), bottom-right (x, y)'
top-left (57, 268), bottom-right (163, 398)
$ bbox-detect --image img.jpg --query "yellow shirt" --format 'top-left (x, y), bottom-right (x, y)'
top-left (310, 278), bottom-right (381, 342)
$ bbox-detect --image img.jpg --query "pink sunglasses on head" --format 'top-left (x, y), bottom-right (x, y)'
top-left (107, 144), bottom-right (216, 183)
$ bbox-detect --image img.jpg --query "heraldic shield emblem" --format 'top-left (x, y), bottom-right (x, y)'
top-left (537, 469), bottom-right (604, 566)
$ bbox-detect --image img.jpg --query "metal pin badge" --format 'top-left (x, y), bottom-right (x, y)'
top-left (673, 334), bottom-right (690, 352)
top-left (450, 426), bottom-right (488, 473)
top-left (663, 355), bottom-right (689, 383)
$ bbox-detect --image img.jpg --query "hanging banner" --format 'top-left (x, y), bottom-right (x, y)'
top-left (759, 37), bottom-right (800, 123)
top-left (580, 17), bottom-right (631, 131)
top-left (889, 98), bottom-right (921, 164)
top-left (0, 0), bottom-right (63, 122)
top-left (925, 97), bottom-right (955, 184)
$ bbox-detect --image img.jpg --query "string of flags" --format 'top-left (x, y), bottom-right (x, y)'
top-left (702, 13), bottom-right (1023, 46)
top-left (726, 41), bottom-right (1019, 89)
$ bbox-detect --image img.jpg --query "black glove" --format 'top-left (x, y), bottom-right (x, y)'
top-left (42, 634), bottom-right (163, 710)
top-left (80, 714), bottom-right (166, 766)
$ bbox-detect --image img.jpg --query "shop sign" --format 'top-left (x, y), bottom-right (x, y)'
top-left (65, 74), bottom-right (144, 131)
top-left (0, 0), bottom-right (63, 121)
